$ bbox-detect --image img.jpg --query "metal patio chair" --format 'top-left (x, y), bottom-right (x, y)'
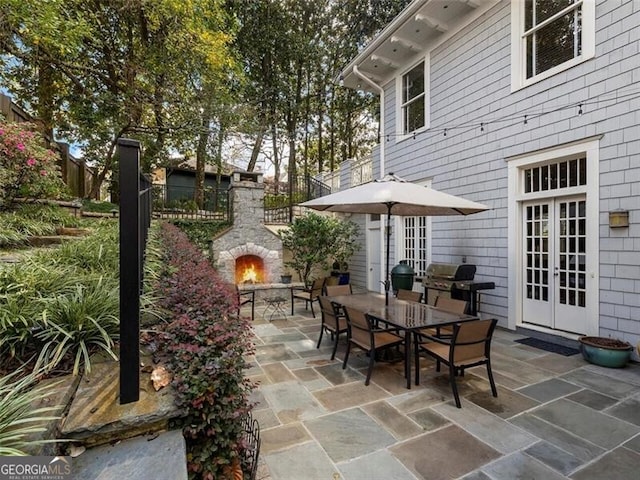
top-left (342, 306), bottom-right (405, 386)
top-left (290, 277), bottom-right (324, 318)
top-left (414, 318), bottom-right (498, 408)
top-left (317, 295), bottom-right (348, 360)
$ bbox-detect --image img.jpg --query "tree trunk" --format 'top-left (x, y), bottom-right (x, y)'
top-left (246, 123), bottom-right (266, 172)
top-left (195, 111), bottom-right (209, 209)
top-left (271, 123), bottom-right (280, 194)
top-left (89, 125), bottom-right (130, 200)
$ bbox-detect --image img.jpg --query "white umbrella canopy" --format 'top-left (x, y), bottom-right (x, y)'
top-left (300, 173), bottom-right (490, 304)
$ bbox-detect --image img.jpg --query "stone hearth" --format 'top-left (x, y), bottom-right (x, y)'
top-left (211, 172), bottom-right (284, 285)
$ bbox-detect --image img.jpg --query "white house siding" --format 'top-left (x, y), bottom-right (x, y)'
top-left (348, 0), bottom-right (639, 347)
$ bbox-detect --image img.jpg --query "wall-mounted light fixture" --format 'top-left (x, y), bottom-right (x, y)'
top-left (609, 209), bottom-right (629, 228)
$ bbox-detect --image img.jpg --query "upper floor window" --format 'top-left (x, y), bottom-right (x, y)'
top-left (511, 0), bottom-right (595, 90)
top-left (400, 61), bottom-right (426, 135)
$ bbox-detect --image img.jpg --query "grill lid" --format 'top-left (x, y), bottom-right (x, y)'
top-left (425, 262), bottom-right (476, 281)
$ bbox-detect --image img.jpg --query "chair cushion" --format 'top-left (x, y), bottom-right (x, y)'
top-left (373, 331), bottom-right (404, 348)
top-left (293, 291), bottom-right (312, 300)
top-left (420, 342), bottom-right (487, 367)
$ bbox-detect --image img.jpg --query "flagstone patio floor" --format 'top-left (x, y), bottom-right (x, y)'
top-left (243, 302), bottom-right (640, 480)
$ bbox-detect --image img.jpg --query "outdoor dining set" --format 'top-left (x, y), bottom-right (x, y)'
top-left (289, 280), bottom-right (499, 409)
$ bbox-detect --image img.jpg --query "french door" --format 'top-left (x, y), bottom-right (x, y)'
top-left (522, 196), bottom-right (588, 334)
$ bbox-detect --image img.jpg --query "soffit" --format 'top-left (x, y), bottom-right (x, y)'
top-left (339, 0), bottom-right (498, 92)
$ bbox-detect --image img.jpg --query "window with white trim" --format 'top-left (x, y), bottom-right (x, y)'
top-left (403, 216), bottom-right (429, 277)
top-left (401, 61), bottom-right (425, 134)
top-left (511, 0), bottom-right (595, 90)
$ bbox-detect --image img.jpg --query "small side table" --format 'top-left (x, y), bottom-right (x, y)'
top-left (263, 296), bottom-right (287, 321)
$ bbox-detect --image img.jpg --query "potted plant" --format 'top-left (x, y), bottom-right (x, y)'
top-left (280, 273), bottom-right (292, 284)
top-left (279, 212), bottom-right (359, 287)
top-left (578, 336), bottom-right (633, 368)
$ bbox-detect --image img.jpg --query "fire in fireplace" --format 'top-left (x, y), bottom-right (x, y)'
top-left (235, 255), bottom-right (265, 284)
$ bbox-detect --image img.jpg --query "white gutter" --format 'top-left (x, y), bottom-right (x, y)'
top-left (353, 65), bottom-right (385, 177)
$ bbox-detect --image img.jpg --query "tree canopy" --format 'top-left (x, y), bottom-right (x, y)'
top-left (0, 0), bottom-right (411, 199)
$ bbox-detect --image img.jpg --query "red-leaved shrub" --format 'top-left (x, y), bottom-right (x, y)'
top-left (155, 223), bottom-right (254, 479)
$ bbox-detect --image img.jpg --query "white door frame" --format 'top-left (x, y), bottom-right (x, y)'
top-left (506, 137), bottom-right (600, 337)
top-left (366, 214), bottom-right (383, 293)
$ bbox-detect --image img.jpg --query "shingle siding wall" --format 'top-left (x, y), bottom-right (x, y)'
top-left (359, 0), bottom-right (639, 344)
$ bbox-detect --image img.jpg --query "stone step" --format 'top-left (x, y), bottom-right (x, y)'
top-left (27, 235), bottom-right (79, 247)
top-left (61, 361), bottom-right (185, 448)
top-left (72, 430), bottom-right (187, 480)
top-left (55, 226), bottom-right (91, 236)
top-left (23, 375), bottom-right (81, 456)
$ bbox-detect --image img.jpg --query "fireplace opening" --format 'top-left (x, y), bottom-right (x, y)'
top-left (235, 255), bottom-right (265, 284)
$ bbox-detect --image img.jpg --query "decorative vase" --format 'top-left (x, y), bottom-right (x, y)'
top-left (280, 274), bottom-right (292, 284)
top-left (578, 336), bottom-right (633, 368)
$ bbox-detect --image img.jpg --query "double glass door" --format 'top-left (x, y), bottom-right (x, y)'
top-left (522, 196), bottom-right (588, 334)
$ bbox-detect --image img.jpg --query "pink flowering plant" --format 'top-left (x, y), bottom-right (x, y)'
top-left (0, 121), bottom-right (67, 210)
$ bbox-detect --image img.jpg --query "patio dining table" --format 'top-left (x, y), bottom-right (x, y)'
top-left (330, 292), bottom-right (477, 389)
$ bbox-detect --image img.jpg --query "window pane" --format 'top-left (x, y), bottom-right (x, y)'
top-left (405, 96), bottom-right (425, 133)
top-left (533, 0), bottom-right (573, 27)
top-left (530, 10), bottom-right (580, 77)
top-left (525, 0), bottom-right (534, 30)
top-left (403, 63), bottom-right (424, 103)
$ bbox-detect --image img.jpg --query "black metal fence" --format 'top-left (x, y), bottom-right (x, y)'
top-left (118, 138), bottom-right (152, 404)
top-left (264, 175), bottom-right (331, 224)
top-left (241, 411), bottom-right (261, 480)
top-left (152, 183), bottom-right (230, 221)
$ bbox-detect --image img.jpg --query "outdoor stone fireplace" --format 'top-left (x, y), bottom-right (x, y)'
top-left (211, 171), bottom-right (285, 288)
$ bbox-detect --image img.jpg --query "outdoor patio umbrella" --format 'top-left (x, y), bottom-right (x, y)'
top-left (300, 173), bottom-right (490, 305)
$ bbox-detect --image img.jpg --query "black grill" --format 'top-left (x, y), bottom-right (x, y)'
top-left (423, 263), bottom-right (495, 315)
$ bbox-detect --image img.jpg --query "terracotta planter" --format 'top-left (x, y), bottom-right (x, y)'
top-left (579, 336), bottom-right (633, 368)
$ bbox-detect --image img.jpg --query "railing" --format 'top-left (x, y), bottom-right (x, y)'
top-left (321, 170), bottom-right (340, 192)
top-left (118, 139), bottom-right (152, 404)
top-left (151, 183), bottom-right (230, 221)
top-left (264, 174), bottom-right (331, 224)
top-left (351, 156), bottom-right (373, 186)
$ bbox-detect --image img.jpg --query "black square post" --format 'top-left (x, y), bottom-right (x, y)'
top-left (118, 138), bottom-right (141, 404)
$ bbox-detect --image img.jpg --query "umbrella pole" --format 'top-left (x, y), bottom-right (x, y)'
top-left (385, 206), bottom-right (392, 306)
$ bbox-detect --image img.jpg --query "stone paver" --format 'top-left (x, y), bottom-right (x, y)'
top-left (530, 398), bottom-right (640, 449)
top-left (570, 447), bottom-right (640, 480)
top-left (517, 378), bottom-right (582, 403)
top-left (432, 399), bottom-right (538, 454)
top-left (480, 451), bottom-right (568, 480)
top-left (566, 388), bottom-right (618, 410)
top-left (338, 450), bottom-right (418, 480)
top-left (390, 425), bottom-right (500, 480)
top-left (305, 408), bottom-right (396, 462)
top-left (362, 400), bottom-right (424, 440)
top-left (264, 442), bottom-right (338, 480)
top-left (73, 431), bottom-right (187, 480)
top-left (246, 303), bottom-right (640, 480)
top-left (524, 441), bottom-right (585, 475)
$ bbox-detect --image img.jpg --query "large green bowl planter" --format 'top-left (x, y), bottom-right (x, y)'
top-left (579, 336), bottom-right (633, 368)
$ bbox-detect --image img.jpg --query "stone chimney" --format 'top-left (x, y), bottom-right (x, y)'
top-left (211, 171), bottom-right (284, 284)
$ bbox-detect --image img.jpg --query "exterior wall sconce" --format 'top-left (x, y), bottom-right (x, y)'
top-left (609, 209), bottom-right (629, 228)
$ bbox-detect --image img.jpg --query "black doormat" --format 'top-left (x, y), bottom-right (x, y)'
top-left (515, 337), bottom-right (580, 356)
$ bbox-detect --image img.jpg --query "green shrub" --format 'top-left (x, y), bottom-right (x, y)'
top-left (80, 199), bottom-right (118, 214)
top-left (16, 204), bottom-right (82, 228)
top-left (34, 221), bottom-right (119, 274)
top-left (0, 121), bottom-right (68, 210)
top-left (0, 368), bottom-right (63, 456)
top-left (0, 204), bottom-right (84, 247)
top-left (36, 277), bottom-right (119, 375)
top-left (0, 222), bottom-right (121, 374)
top-left (171, 219), bottom-right (230, 250)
